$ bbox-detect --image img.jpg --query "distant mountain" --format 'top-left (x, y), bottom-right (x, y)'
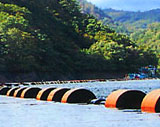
top-left (77, 0), bottom-right (113, 23)
top-left (103, 8), bottom-right (160, 34)
top-left (104, 8), bottom-right (160, 23)
top-left (86, 0), bottom-right (160, 12)
top-left (77, 0), bottom-right (159, 33)
top-left (77, 0), bottom-right (160, 34)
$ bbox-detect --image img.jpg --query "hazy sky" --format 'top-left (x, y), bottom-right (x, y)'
top-left (87, 0), bottom-right (160, 11)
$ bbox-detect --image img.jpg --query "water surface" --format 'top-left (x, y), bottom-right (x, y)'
top-left (0, 79), bottom-right (160, 127)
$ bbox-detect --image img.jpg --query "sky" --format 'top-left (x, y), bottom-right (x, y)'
top-left (86, 0), bottom-right (160, 11)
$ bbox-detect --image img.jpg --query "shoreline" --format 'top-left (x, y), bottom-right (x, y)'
top-left (0, 71), bottom-right (159, 85)
top-left (1, 77), bottom-right (159, 87)
top-left (0, 72), bottom-right (126, 82)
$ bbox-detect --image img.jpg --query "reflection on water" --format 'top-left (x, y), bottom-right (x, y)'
top-left (0, 79), bottom-right (160, 127)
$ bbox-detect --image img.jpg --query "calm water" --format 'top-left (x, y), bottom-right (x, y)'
top-left (0, 79), bottom-right (160, 127)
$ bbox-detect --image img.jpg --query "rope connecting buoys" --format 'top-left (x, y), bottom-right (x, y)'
top-left (36, 87), bottom-right (56, 100)
top-left (141, 89), bottom-right (160, 113)
top-left (105, 89), bottom-right (146, 109)
top-left (0, 87), bottom-right (11, 95)
top-left (21, 87), bottom-right (41, 98)
top-left (13, 87), bottom-right (28, 97)
top-left (6, 87), bottom-right (19, 96)
top-left (47, 88), bottom-right (70, 102)
top-left (61, 88), bottom-right (96, 103)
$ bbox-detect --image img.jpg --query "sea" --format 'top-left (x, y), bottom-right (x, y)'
top-left (0, 79), bottom-right (160, 127)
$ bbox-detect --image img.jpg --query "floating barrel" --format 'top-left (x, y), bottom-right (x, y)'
top-left (21, 87), bottom-right (41, 98)
top-left (13, 87), bottom-right (28, 97)
top-left (23, 83), bottom-right (30, 86)
top-left (105, 89), bottom-right (146, 109)
top-left (90, 98), bottom-right (106, 105)
top-left (4, 83), bottom-right (13, 87)
top-left (141, 89), bottom-right (160, 113)
top-left (7, 87), bottom-right (19, 96)
top-left (36, 87), bottom-right (56, 100)
top-left (31, 82), bottom-right (36, 85)
top-left (47, 88), bottom-right (70, 102)
top-left (0, 87), bottom-right (11, 95)
top-left (61, 88), bottom-right (96, 103)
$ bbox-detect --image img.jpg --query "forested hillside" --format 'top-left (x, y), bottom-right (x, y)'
top-left (78, 0), bottom-right (160, 34)
top-left (0, 0), bottom-right (157, 81)
top-left (104, 9), bottom-right (160, 23)
top-left (130, 23), bottom-right (160, 67)
top-left (104, 8), bottom-right (160, 34)
top-left (78, 0), bottom-right (113, 23)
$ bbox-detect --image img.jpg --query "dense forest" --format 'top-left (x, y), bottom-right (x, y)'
top-left (78, 0), bottom-right (113, 23)
top-left (0, 0), bottom-right (158, 82)
top-left (130, 23), bottom-right (160, 68)
top-left (104, 8), bottom-right (160, 34)
top-left (78, 0), bottom-right (160, 69)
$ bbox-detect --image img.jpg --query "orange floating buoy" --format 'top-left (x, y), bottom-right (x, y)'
top-left (47, 88), bottom-right (70, 102)
top-left (36, 87), bottom-right (56, 100)
top-left (7, 87), bottom-right (19, 96)
top-left (0, 87), bottom-right (11, 95)
top-left (13, 87), bottom-right (28, 97)
top-left (61, 88), bottom-right (96, 104)
top-left (141, 89), bottom-right (160, 113)
top-left (21, 87), bottom-right (41, 98)
top-left (105, 89), bottom-right (146, 109)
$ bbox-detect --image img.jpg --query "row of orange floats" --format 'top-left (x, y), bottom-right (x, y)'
top-left (0, 87), bottom-right (96, 104)
top-left (105, 89), bottom-right (160, 113)
top-left (30, 80), bottom-right (97, 85)
top-left (1, 87), bottom-right (160, 113)
top-left (1, 79), bottom-right (106, 87)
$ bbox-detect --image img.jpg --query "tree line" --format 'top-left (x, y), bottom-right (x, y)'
top-left (0, 0), bottom-right (157, 81)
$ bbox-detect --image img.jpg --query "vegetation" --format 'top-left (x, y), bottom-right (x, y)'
top-left (78, 0), bottom-right (112, 23)
top-left (78, 0), bottom-right (160, 35)
top-left (104, 8), bottom-right (160, 34)
top-left (0, 0), bottom-right (158, 81)
top-left (131, 22), bottom-right (160, 68)
top-left (77, 0), bottom-right (160, 70)
top-left (83, 31), bottom-right (157, 72)
top-left (104, 8), bottom-right (160, 23)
